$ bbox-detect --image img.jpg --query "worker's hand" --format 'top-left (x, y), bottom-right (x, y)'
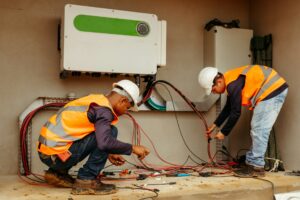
top-left (214, 131), bottom-right (225, 140)
top-left (206, 124), bottom-right (217, 139)
top-left (132, 145), bottom-right (150, 160)
top-left (108, 154), bottom-right (125, 166)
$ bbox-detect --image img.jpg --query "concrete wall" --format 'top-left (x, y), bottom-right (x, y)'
top-left (250, 0), bottom-right (300, 170)
top-left (0, 0), bottom-right (250, 174)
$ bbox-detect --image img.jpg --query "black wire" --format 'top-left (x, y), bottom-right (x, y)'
top-left (221, 145), bottom-right (235, 159)
top-left (125, 159), bottom-right (138, 167)
top-left (134, 184), bottom-right (159, 200)
top-left (24, 175), bottom-right (46, 183)
top-left (117, 186), bottom-right (159, 200)
top-left (157, 83), bottom-right (208, 164)
top-left (180, 156), bottom-right (191, 166)
top-left (31, 174), bottom-right (46, 183)
top-left (185, 155), bottom-right (202, 165)
top-left (103, 161), bottom-right (139, 170)
top-left (139, 193), bottom-right (159, 200)
top-left (147, 182), bottom-right (176, 186)
top-left (215, 150), bottom-right (235, 160)
top-left (153, 80), bottom-right (208, 128)
top-left (253, 177), bottom-right (275, 198)
top-left (104, 164), bottom-right (113, 169)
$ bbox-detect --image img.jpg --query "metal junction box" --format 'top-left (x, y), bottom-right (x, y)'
top-left (61, 4), bottom-right (167, 76)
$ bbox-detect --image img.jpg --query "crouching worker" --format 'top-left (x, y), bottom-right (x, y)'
top-left (198, 65), bottom-right (288, 177)
top-left (37, 80), bottom-right (150, 195)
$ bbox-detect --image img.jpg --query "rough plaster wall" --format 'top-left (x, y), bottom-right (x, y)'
top-left (0, 0), bottom-right (249, 174)
top-left (250, 0), bottom-right (300, 169)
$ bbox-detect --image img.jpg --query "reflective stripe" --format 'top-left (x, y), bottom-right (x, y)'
top-left (241, 65), bottom-right (277, 108)
top-left (251, 73), bottom-right (281, 106)
top-left (42, 105), bottom-right (89, 145)
top-left (44, 121), bottom-right (78, 140)
top-left (241, 65), bottom-right (252, 75)
top-left (53, 105), bottom-right (88, 124)
top-left (249, 66), bottom-right (273, 107)
top-left (56, 106), bottom-right (88, 119)
top-left (242, 65), bottom-right (272, 78)
top-left (259, 65), bottom-right (272, 80)
top-left (39, 135), bottom-right (68, 147)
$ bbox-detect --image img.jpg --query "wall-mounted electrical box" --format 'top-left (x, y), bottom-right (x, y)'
top-left (204, 26), bottom-right (253, 72)
top-left (60, 4), bottom-right (167, 77)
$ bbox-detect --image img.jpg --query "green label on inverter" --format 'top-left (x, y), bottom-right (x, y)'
top-left (73, 15), bottom-right (150, 36)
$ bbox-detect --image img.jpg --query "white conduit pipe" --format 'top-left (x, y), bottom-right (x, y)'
top-left (18, 95), bottom-right (76, 174)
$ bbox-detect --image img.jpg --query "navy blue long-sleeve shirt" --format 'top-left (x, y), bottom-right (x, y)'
top-left (214, 75), bottom-right (288, 136)
top-left (87, 104), bottom-right (132, 155)
top-left (214, 75), bottom-right (244, 136)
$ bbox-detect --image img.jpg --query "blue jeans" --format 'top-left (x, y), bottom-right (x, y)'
top-left (246, 88), bottom-right (288, 168)
top-left (39, 126), bottom-right (118, 180)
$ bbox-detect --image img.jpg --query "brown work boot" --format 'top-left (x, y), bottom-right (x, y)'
top-left (44, 168), bottom-right (75, 188)
top-left (250, 165), bottom-right (265, 177)
top-left (233, 164), bottom-right (265, 178)
top-left (71, 179), bottom-right (117, 195)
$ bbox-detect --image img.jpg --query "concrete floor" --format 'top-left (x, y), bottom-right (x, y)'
top-left (0, 172), bottom-right (299, 200)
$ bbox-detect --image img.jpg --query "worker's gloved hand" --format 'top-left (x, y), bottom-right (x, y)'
top-left (132, 145), bottom-right (150, 160)
top-left (108, 154), bottom-right (125, 166)
top-left (214, 131), bottom-right (225, 140)
top-left (206, 124), bottom-right (217, 139)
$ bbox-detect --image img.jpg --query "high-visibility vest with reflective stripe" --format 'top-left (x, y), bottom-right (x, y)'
top-left (38, 94), bottom-right (119, 155)
top-left (224, 65), bottom-right (286, 110)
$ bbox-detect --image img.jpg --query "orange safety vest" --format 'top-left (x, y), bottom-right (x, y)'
top-left (224, 65), bottom-right (286, 110)
top-left (38, 94), bottom-right (119, 155)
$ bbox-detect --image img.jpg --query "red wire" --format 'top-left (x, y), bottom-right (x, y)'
top-left (19, 84), bottom-right (232, 185)
top-left (135, 81), bottom-right (234, 174)
top-left (126, 113), bottom-right (206, 172)
top-left (20, 103), bottom-right (66, 176)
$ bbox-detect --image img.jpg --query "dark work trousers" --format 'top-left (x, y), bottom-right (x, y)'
top-left (39, 126), bottom-right (118, 180)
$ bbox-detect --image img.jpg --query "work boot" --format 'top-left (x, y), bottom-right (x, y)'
top-left (44, 168), bottom-right (75, 188)
top-left (233, 164), bottom-right (265, 178)
top-left (71, 179), bottom-right (117, 195)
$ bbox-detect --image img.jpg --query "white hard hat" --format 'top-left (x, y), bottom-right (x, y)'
top-left (198, 67), bottom-right (218, 95)
top-left (112, 79), bottom-right (140, 111)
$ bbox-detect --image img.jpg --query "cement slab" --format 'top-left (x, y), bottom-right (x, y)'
top-left (0, 172), bottom-right (299, 200)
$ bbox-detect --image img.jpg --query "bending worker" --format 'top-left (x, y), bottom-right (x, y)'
top-left (198, 65), bottom-right (288, 177)
top-left (37, 79), bottom-right (150, 195)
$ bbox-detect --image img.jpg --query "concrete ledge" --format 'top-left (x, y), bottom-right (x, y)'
top-left (0, 172), bottom-right (299, 200)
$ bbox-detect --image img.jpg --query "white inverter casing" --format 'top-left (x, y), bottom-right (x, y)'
top-left (61, 4), bottom-right (167, 75)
